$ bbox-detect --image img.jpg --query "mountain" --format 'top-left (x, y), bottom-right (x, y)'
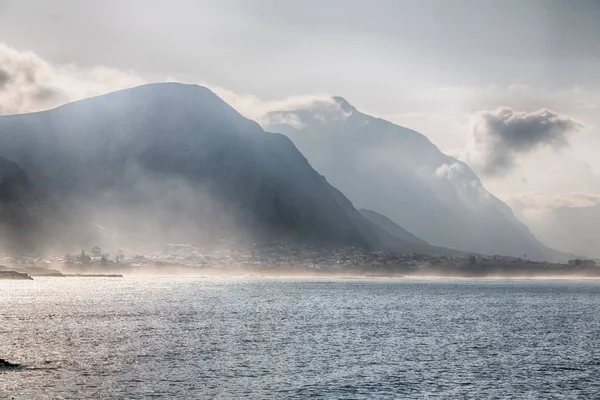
top-left (516, 205), bottom-right (600, 259)
top-left (0, 156), bottom-right (52, 252)
top-left (554, 205), bottom-right (600, 259)
top-left (264, 98), bottom-right (567, 261)
top-left (0, 83), bottom-right (435, 253)
top-left (553, 205), bottom-right (600, 259)
top-left (359, 208), bottom-right (465, 256)
top-left (359, 209), bottom-right (429, 247)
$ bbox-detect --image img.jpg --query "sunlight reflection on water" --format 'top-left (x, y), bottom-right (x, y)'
top-left (1, 277), bottom-right (600, 399)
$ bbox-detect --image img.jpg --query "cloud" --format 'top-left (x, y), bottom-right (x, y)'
top-left (0, 43), bottom-right (146, 115)
top-left (263, 112), bottom-right (306, 130)
top-left (199, 84), bottom-right (360, 129)
top-left (434, 162), bottom-right (465, 180)
top-left (202, 84), bottom-right (334, 123)
top-left (464, 107), bottom-right (583, 176)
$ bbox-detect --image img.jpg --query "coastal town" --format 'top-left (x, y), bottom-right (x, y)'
top-left (1, 242), bottom-right (599, 280)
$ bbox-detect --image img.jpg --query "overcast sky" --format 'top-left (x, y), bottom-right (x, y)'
top-left (0, 0), bottom-right (599, 228)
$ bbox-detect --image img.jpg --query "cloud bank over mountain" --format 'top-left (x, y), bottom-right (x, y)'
top-left (0, 43), bottom-right (144, 115)
top-left (205, 85), bottom-right (337, 124)
top-left (0, 42), bottom-right (337, 125)
top-left (465, 107), bottom-right (583, 176)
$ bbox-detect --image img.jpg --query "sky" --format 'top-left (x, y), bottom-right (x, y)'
top-left (0, 0), bottom-right (599, 252)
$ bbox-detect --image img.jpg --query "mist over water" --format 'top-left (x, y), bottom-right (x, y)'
top-left (2, 277), bottom-right (600, 399)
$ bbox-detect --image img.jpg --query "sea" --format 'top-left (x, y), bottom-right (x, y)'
top-left (1, 277), bottom-right (600, 399)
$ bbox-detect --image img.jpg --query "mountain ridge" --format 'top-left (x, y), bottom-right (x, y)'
top-left (0, 83), bottom-right (437, 254)
top-left (264, 96), bottom-right (568, 262)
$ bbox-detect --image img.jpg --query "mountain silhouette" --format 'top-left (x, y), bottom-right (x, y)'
top-left (0, 83), bottom-right (435, 253)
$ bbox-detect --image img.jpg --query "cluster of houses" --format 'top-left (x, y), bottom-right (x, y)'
top-left (3, 243), bottom-right (599, 276)
top-left (568, 258), bottom-right (597, 268)
top-left (64, 247), bottom-right (126, 266)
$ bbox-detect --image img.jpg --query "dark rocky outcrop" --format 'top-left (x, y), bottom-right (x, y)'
top-left (0, 270), bottom-right (33, 280)
top-left (0, 358), bottom-right (23, 368)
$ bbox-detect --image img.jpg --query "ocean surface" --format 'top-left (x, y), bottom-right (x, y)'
top-left (1, 277), bottom-right (600, 399)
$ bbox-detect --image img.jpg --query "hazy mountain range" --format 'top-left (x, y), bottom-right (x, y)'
top-left (264, 97), bottom-right (568, 262)
top-left (0, 83), bottom-right (456, 255)
top-left (520, 204), bottom-right (600, 260)
top-left (0, 83), bottom-right (570, 261)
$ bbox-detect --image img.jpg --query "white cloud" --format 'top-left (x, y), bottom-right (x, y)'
top-left (434, 162), bottom-right (465, 179)
top-left (262, 112), bottom-right (306, 130)
top-left (202, 84), bottom-right (335, 124)
top-left (0, 43), bottom-right (146, 115)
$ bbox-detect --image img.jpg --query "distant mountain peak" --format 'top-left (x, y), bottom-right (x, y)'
top-left (264, 96), bottom-right (355, 132)
top-left (332, 96), bottom-right (355, 113)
